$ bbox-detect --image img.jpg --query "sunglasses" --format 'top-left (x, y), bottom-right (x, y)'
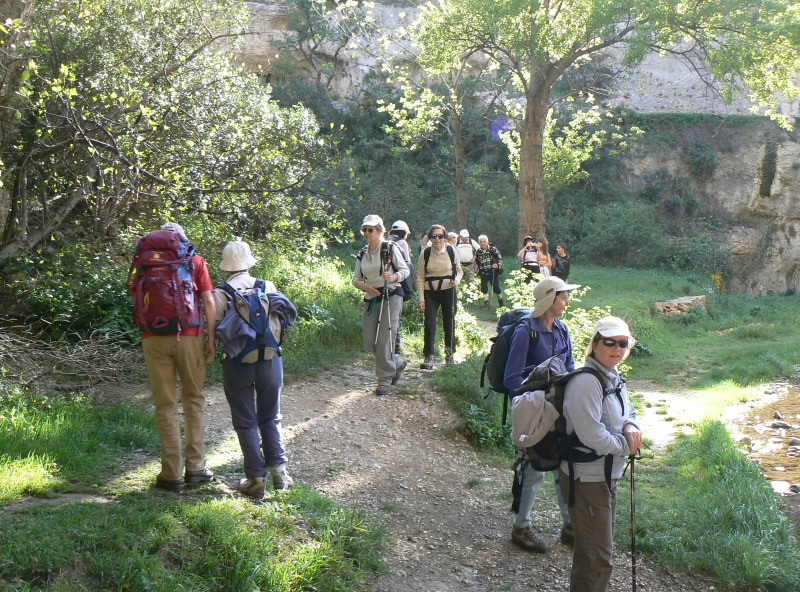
top-left (361, 227), bottom-right (378, 234)
top-left (430, 233), bottom-right (445, 239)
top-left (599, 338), bottom-right (629, 349)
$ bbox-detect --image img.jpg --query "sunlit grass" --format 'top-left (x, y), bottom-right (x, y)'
top-left (0, 454), bottom-right (60, 503)
top-left (617, 421), bottom-right (800, 592)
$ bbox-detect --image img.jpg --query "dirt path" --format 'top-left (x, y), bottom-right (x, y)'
top-left (226, 357), bottom-right (724, 592)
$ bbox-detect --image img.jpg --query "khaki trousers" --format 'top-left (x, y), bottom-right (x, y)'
top-left (142, 335), bottom-right (207, 481)
top-left (559, 469), bottom-right (618, 592)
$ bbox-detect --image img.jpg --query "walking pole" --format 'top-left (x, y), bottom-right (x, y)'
top-left (630, 453), bottom-right (637, 592)
top-left (375, 270), bottom-right (388, 349)
top-left (450, 280), bottom-right (457, 359)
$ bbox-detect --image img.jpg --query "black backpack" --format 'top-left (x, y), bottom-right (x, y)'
top-left (480, 307), bottom-right (538, 424)
top-left (422, 244), bottom-right (458, 291)
top-left (510, 356), bottom-right (624, 509)
top-left (386, 235), bottom-right (416, 302)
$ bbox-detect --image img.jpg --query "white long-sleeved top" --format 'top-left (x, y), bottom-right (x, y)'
top-left (560, 356), bottom-right (639, 482)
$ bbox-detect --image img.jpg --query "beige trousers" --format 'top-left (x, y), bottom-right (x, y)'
top-left (142, 335), bottom-right (207, 481)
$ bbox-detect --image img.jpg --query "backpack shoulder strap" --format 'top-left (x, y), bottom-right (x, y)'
top-left (446, 244), bottom-right (457, 278)
top-left (356, 244), bottom-right (368, 261)
top-left (423, 246), bottom-right (432, 271)
top-left (217, 282), bottom-right (236, 300)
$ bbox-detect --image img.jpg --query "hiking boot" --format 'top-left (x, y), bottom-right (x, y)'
top-left (237, 477), bottom-right (266, 498)
top-left (155, 476), bottom-right (184, 492)
top-left (420, 356), bottom-right (434, 370)
top-left (391, 359), bottom-right (408, 385)
top-left (445, 354), bottom-right (455, 365)
top-left (481, 300), bottom-right (490, 310)
top-left (498, 295), bottom-right (505, 307)
top-left (375, 384), bottom-right (391, 396)
top-left (270, 464), bottom-right (294, 490)
top-left (560, 523), bottom-right (575, 546)
top-left (511, 525), bottom-right (548, 553)
top-left (185, 467), bottom-right (215, 484)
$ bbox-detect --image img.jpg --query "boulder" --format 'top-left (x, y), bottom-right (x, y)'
top-left (655, 295), bottom-right (707, 316)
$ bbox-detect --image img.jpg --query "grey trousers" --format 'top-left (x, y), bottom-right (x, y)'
top-left (559, 469), bottom-right (618, 592)
top-left (362, 294), bottom-right (404, 386)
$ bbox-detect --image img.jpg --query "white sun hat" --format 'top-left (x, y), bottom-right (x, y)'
top-left (531, 276), bottom-right (581, 318)
top-left (219, 240), bottom-right (259, 272)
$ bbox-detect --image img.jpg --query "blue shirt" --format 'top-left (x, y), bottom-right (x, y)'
top-left (503, 316), bottom-right (575, 392)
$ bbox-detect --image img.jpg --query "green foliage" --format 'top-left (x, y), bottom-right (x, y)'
top-left (0, 371), bottom-right (385, 589)
top-left (1, 0), bottom-right (330, 259)
top-left (1, 239), bottom-right (136, 339)
top-left (433, 354), bottom-right (514, 455)
top-left (683, 141), bottom-right (718, 177)
top-left (632, 421), bottom-right (800, 591)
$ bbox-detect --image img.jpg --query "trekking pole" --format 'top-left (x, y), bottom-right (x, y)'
top-left (630, 453), bottom-right (637, 592)
top-left (450, 280), bottom-right (457, 359)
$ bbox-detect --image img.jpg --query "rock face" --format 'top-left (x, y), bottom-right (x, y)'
top-left (614, 121), bottom-right (800, 295)
top-left (241, 1), bottom-right (800, 295)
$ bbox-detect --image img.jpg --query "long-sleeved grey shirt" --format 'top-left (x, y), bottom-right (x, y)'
top-left (561, 356), bottom-right (639, 482)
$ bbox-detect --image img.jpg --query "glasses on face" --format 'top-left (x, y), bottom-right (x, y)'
top-left (361, 227), bottom-right (377, 234)
top-left (600, 338), bottom-right (629, 349)
top-left (430, 233), bottom-right (445, 239)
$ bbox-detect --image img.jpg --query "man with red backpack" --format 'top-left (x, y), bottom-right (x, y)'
top-left (129, 222), bottom-right (217, 492)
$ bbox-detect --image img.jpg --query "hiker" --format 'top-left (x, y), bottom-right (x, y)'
top-left (559, 316), bottom-right (642, 592)
top-left (476, 234), bottom-right (504, 309)
top-left (131, 222), bottom-right (216, 492)
top-left (455, 229), bottom-right (479, 283)
top-left (387, 220), bottom-right (415, 354)
top-left (517, 235), bottom-right (540, 283)
top-left (447, 231), bottom-right (459, 246)
top-left (552, 243), bottom-right (571, 281)
top-left (353, 215), bottom-right (410, 396)
top-left (213, 240), bottom-right (297, 497)
top-left (504, 276), bottom-right (580, 552)
top-left (388, 220), bottom-right (412, 263)
top-left (417, 224), bottom-right (463, 369)
top-left (537, 237), bottom-right (552, 278)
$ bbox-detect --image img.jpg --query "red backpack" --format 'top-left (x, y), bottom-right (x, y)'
top-left (128, 229), bottom-right (202, 335)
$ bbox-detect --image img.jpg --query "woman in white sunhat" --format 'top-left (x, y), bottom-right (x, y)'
top-left (503, 276), bottom-right (581, 554)
top-left (352, 215), bottom-right (410, 396)
top-left (559, 316), bottom-right (643, 592)
top-left (213, 241), bottom-right (297, 498)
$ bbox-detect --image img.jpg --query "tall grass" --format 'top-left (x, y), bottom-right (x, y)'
top-left (0, 489), bottom-right (384, 591)
top-left (624, 421), bottom-right (800, 592)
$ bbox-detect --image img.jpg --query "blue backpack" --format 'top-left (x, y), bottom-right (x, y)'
top-left (216, 280), bottom-right (281, 363)
top-left (480, 307), bottom-right (538, 424)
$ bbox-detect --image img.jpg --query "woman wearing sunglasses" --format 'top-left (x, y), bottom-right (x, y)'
top-left (417, 224), bottom-right (462, 369)
top-left (352, 215), bottom-right (410, 396)
top-left (559, 316), bottom-right (643, 592)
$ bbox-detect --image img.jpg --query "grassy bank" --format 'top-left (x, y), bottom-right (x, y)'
top-left (0, 387), bottom-right (385, 591)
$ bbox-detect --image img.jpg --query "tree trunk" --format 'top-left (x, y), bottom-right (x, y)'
top-left (452, 110), bottom-right (467, 231)
top-left (518, 87), bottom-right (550, 244)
